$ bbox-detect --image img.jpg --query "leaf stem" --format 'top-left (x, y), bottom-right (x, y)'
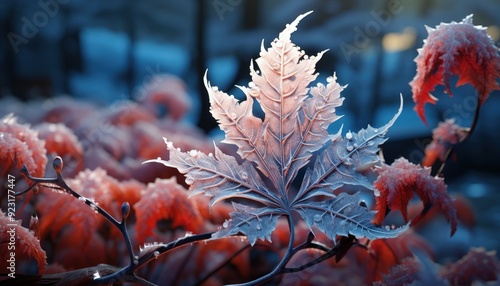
top-left (228, 215), bottom-right (296, 286)
top-left (282, 235), bottom-right (356, 273)
top-left (435, 97), bottom-right (481, 177)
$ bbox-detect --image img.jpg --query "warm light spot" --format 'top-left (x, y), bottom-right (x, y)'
top-left (382, 27), bottom-right (417, 52)
top-left (487, 25), bottom-right (500, 42)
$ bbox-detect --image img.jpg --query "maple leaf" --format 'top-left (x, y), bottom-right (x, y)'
top-left (422, 119), bottom-right (468, 167)
top-left (148, 11), bottom-right (407, 246)
top-left (410, 14), bottom-right (500, 124)
top-left (372, 158), bottom-right (458, 236)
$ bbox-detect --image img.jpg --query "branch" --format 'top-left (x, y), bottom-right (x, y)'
top-left (16, 156), bottom-right (214, 285)
top-left (282, 235), bottom-right (356, 274)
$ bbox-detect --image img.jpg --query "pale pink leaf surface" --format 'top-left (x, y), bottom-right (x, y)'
top-left (149, 12), bottom-right (407, 245)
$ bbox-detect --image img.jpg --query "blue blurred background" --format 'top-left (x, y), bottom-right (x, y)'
top-left (1, 0), bottom-right (500, 262)
top-left (1, 0), bottom-right (500, 164)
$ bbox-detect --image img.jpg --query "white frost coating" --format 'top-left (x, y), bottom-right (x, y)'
top-left (163, 138), bottom-right (174, 150)
top-left (185, 177), bottom-right (194, 185)
top-left (93, 271), bottom-right (101, 279)
top-left (188, 150), bottom-right (198, 157)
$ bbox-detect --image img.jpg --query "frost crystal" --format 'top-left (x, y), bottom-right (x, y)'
top-left (149, 11), bottom-right (407, 246)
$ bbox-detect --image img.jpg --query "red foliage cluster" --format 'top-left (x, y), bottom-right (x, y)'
top-left (373, 158), bottom-right (458, 236)
top-left (0, 114), bottom-right (47, 181)
top-left (441, 247), bottom-right (500, 285)
top-left (410, 14), bottom-right (500, 124)
top-left (375, 247), bottom-right (500, 285)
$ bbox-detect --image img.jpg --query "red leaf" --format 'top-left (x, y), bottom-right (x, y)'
top-left (0, 211), bottom-right (47, 275)
top-left (441, 247), bottom-right (500, 285)
top-left (422, 119), bottom-right (467, 167)
top-left (1, 114), bottom-right (47, 179)
top-left (35, 122), bottom-right (84, 176)
top-left (410, 15), bottom-right (500, 124)
top-left (134, 178), bottom-right (205, 245)
top-left (373, 257), bottom-right (420, 286)
top-left (373, 158), bottom-right (458, 236)
top-left (357, 230), bottom-right (433, 283)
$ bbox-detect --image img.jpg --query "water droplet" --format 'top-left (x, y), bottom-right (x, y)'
top-left (212, 86), bottom-right (219, 91)
top-left (230, 112), bottom-right (237, 119)
top-left (208, 153), bottom-right (213, 157)
top-left (346, 145), bottom-right (353, 152)
top-left (385, 225), bottom-right (390, 231)
top-left (303, 55), bottom-right (309, 60)
top-left (326, 76), bottom-right (333, 83)
top-left (353, 143), bottom-right (358, 148)
top-left (248, 81), bottom-right (256, 88)
top-left (344, 158), bottom-right (354, 166)
top-left (154, 251), bottom-right (160, 259)
top-left (222, 220), bottom-right (229, 228)
top-left (185, 177), bottom-right (194, 185)
top-left (188, 150), bottom-right (198, 157)
top-left (373, 129), bottom-right (378, 133)
top-left (256, 224), bottom-right (262, 230)
top-left (367, 141), bottom-right (375, 147)
top-left (314, 214), bottom-right (322, 223)
top-left (345, 132), bottom-right (353, 140)
top-left (240, 172), bottom-right (248, 180)
top-left (78, 197), bottom-right (86, 202)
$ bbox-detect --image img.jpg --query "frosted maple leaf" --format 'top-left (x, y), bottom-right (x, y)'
top-left (410, 14), bottom-right (500, 124)
top-left (148, 11), bottom-right (407, 246)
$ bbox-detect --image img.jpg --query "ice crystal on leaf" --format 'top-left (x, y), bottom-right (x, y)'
top-left (148, 11), bottom-right (408, 246)
top-left (373, 158), bottom-right (458, 236)
top-left (410, 14), bottom-right (500, 124)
